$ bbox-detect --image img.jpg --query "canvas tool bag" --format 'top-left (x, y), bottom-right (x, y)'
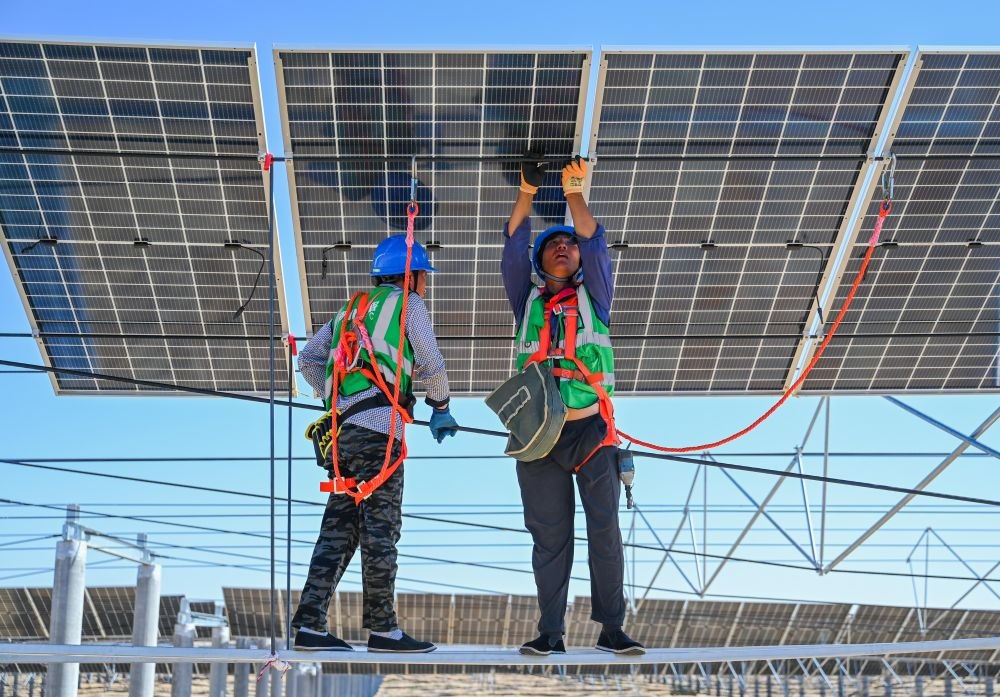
top-left (486, 361), bottom-right (567, 462)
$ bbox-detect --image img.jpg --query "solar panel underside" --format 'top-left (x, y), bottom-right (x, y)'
top-left (805, 51), bottom-right (1000, 393)
top-left (277, 49), bottom-right (589, 393)
top-left (589, 51), bottom-right (905, 392)
top-left (0, 40), bottom-right (291, 394)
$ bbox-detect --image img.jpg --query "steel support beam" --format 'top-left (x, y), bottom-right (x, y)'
top-left (208, 603), bottom-right (230, 697)
top-left (782, 52), bottom-right (918, 391)
top-left (823, 406), bottom-right (1000, 573)
top-left (169, 601), bottom-right (195, 697)
top-left (884, 397), bottom-right (1000, 460)
top-left (128, 535), bottom-right (161, 697)
top-left (47, 506), bottom-right (86, 697)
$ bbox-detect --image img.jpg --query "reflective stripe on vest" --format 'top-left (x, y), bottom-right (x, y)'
top-left (515, 285), bottom-right (615, 408)
top-left (325, 286), bottom-right (415, 407)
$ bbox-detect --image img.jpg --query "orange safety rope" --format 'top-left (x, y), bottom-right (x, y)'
top-left (319, 203), bottom-right (419, 504)
top-left (618, 200), bottom-right (893, 454)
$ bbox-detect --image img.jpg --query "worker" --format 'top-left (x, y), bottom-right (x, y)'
top-left (292, 235), bottom-right (459, 653)
top-left (501, 155), bottom-right (645, 656)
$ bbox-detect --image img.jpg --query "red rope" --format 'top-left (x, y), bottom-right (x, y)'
top-left (618, 201), bottom-right (892, 454)
top-left (378, 203), bottom-right (418, 474)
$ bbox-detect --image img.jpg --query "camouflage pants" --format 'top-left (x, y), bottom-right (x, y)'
top-left (291, 424), bottom-right (404, 633)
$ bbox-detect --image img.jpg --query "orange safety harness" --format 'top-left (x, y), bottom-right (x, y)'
top-left (319, 202), bottom-right (420, 504)
top-left (523, 286), bottom-right (619, 471)
top-left (525, 198), bottom-right (893, 461)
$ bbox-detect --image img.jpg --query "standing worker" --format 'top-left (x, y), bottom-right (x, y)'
top-left (292, 234), bottom-right (459, 653)
top-left (500, 155), bottom-right (645, 656)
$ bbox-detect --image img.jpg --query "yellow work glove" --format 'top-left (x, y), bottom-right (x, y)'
top-left (562, 155), bottom-right (587, 196)
top-left (520, 151), bottom-right (546, 195)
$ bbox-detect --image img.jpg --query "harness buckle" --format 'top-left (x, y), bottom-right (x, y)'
top-left (354, 480), bottom-right (375, 501)
top-left (551, 303), bottom-right (564, 315)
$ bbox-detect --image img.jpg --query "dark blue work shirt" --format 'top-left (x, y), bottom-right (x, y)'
top-left (501, 219), bottom-right (614, 329)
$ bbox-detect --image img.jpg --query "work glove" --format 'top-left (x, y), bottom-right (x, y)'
top-left (520, 151), bottom-right (546, 196)
top-left (429, 407), bottom-right (459, 444)
top-left (562, 155), bottom-right (587, 196)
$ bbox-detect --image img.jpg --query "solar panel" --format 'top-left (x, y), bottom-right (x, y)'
top-left (276, 48), bottom-right (591, 393)
top-left (628, 598), bottom-right (686, 647)
top-left (0, 39), bottom-right (292, 394)
top-left (450, 594), bottom-right (510, 645)
top-left (588, 49), bottom-right (908, 393)
top-left (83, 586), bottom-right (135, 639)
top-left (222, 586), bottom-right (302, 639)
top-left (0, 587), bottom-right (49, 640)
top-left (782, 603), bottom-right (851, 645)
top-left (396, 592), bottom-right (451, 644)
top-left (727, 601), bottom-right (795, 646)
top-left (804, 50), bottom-right (1000, 393)
top-left (676, 600), bottom-right (742, 647)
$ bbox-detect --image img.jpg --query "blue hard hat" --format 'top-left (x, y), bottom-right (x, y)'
top-left (532, 225), bottom-right (581, 281)
top-left (371, 235), bottom-right (437, 276)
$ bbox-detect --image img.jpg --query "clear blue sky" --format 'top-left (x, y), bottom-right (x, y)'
top-left (1, 0), bottom-right (999, 615)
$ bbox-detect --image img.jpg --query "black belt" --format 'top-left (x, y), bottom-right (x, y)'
top-left (338, 392), bottom-right (415, 422)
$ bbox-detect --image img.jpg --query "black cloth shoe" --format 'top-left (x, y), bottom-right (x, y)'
top-left (367, 631), bottom-right (436, 653)
top-left (596, 627), bottom-right (645, 655)
top-left (518, 635), bottom-right (566, 656)
top-left (293, 629), bottom-right (353, 651)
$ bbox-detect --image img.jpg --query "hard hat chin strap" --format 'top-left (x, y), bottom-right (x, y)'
top-left (539, 267), bottom-right (583, 284)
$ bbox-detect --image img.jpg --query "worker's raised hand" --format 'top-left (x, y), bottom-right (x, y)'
top-left (520, 151), bottom-right (546, 196)
top-left (562, 156), bottom-right (587, 196)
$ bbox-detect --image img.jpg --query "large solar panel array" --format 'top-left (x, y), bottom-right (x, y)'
top-left (276, 48), bottom-right (590, 392)
top-left (805, 50), bottom-right (1000, 392)
top-left (0, 587), bottom-right (184, 641)
top-left (2, 43), bottom-right (997, 397)
top-left (0, 39), bottom-right (291, 394)
top-left (587, 50), bottom-right (908, 393)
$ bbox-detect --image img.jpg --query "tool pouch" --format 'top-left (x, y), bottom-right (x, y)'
top-left (486, 361), bottom-right (567, 462)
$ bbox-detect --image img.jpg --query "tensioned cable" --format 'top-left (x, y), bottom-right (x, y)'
top-left (0, 366), bottom-right (996, 509)
top-left (6, 457), bottom-right (1000, 531)
top-left (2, 495), bottom-right (997, 585)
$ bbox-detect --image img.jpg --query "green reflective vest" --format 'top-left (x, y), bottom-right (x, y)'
top-left (515, 285), bottom-right (615, 409)
top-left (324, 285), bottom-right (415, 410)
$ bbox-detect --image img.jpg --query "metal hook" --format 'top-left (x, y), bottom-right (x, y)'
top-left (410, 154), bottom-right (418, 203)
top-left (881, 153), bottom-right (896, 202)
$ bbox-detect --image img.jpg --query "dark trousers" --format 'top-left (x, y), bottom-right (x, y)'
top-left (516, 414), bottom-right (626, 638)
top-left (291, 424), bottom-right (403, 633)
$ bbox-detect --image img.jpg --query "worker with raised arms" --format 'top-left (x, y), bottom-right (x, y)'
top-left (500, 155), bottom-right (645, 656)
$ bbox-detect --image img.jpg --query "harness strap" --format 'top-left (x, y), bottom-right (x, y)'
top-left (551, 367), bottom-right (603, 384)
top-left (525, 286), bottom-right (619, 472)
top-left (323, 283), bottom-right (414, 505)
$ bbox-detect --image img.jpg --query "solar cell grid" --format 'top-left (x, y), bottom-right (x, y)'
top-left (0, 39), bottom-right (291, 394)
top-left (84, 586), bottom-right (135, 639)
top-left (589, 50), bottom-right (906, 393)
top-left (728, 602), bottom-right (795, 646)
top-left (278, 48), bottom-right (589, 394)
top-left (0, 588), bottom-right (48, 640)
top-left (629, 599), bottom-right (686, 647)
top-left (450, 594), bottom-right (510, 645)
top-left (804, 51), bottom-right (1000, 393)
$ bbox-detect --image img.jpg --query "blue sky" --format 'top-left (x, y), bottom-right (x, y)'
top-left (1, 0), bottom-right (999, 615)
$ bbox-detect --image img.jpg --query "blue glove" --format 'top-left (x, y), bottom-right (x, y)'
top-left (429, 408), bottom-right (459, 444)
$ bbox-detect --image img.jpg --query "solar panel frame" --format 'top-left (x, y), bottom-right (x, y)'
top-left (587, 47), bottom-right (912, 394)
top-left (275, 46), bottom-right (592, 395)
top-left (0, 37), bottom-right (293, 395)
top-left (800, 47), bottom-right (1000, 394)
